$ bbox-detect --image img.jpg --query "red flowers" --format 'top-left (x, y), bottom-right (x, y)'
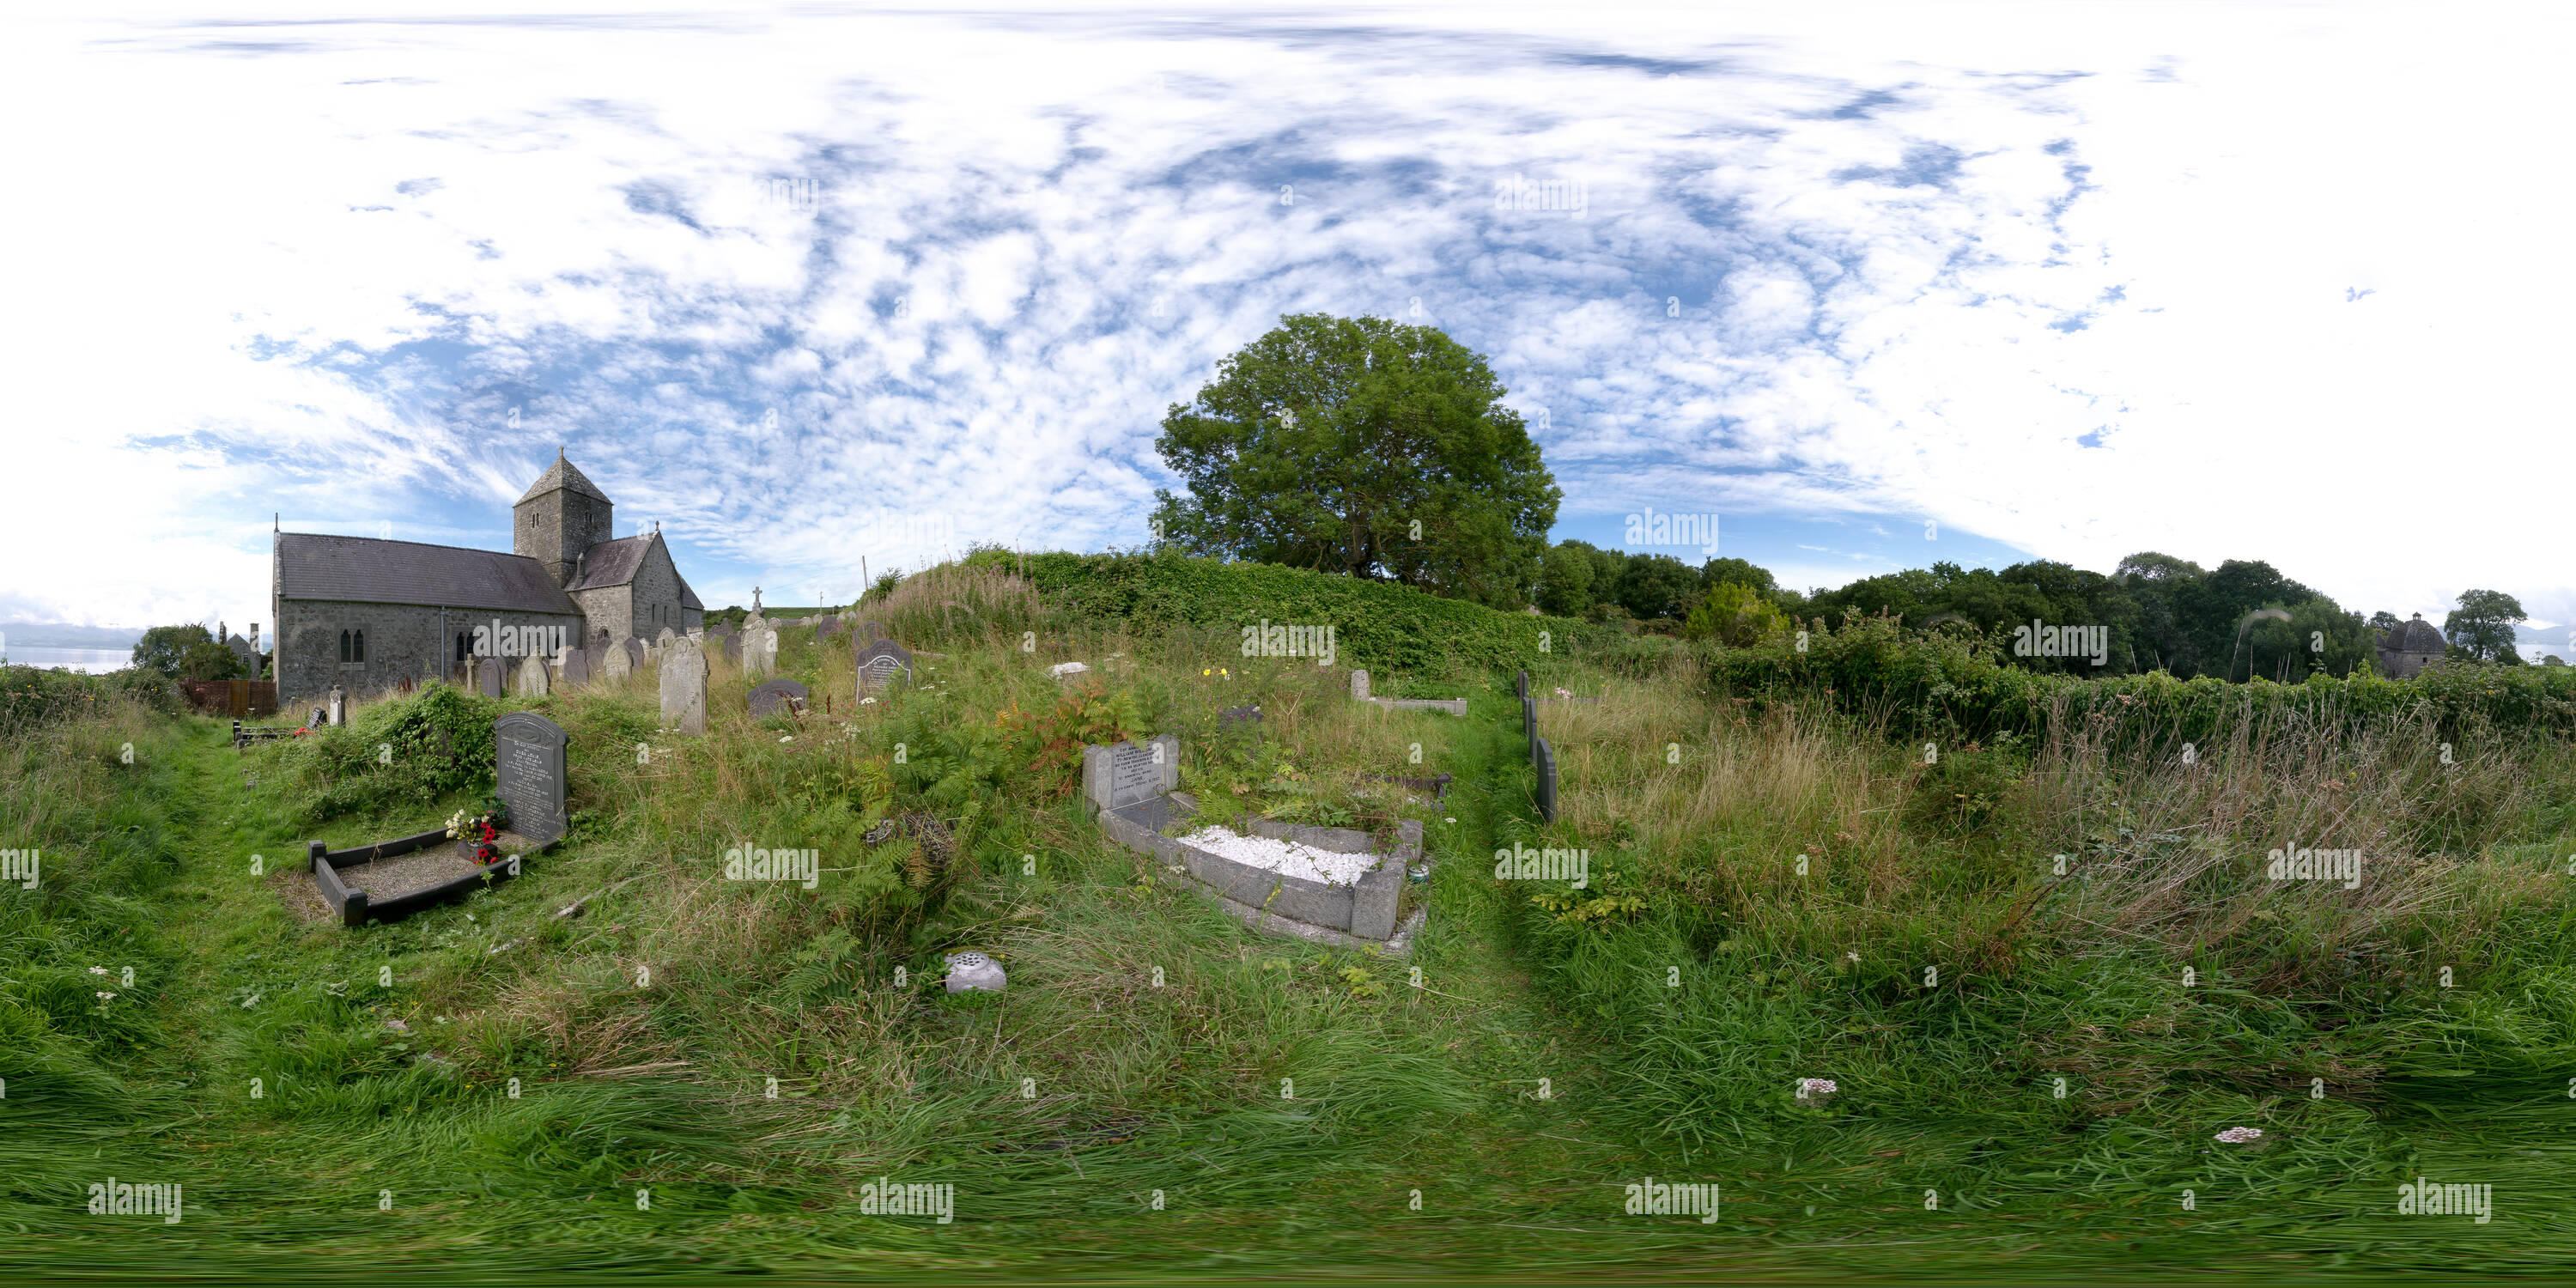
top-left (473, 819), bottom-right (500, 866)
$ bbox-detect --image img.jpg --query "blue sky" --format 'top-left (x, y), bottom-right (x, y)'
top-left (3, 1), bottom-right (2567, 638)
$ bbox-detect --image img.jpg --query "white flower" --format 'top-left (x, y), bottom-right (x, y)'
top-left (1554, 687), bottom-right (1571, 698)
top-left (1444, 817), bottom-right (1457, 824)
top-left (95, 991), bottom-right (117, 1002)
top-left (780, 736), bottom-right (793, 743)
top-left (1846, 951), bottom-right (1861, 963)
top-left (2215, 1127), bottom-right (2264, 1144)
top-left (860, 697), bottom-right (877, 706)
top-left (1799, 1078), bottom-right (1837, 1096)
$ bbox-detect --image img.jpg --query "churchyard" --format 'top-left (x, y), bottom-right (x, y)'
top-left (7, 557), bottom-right (2576, 1279)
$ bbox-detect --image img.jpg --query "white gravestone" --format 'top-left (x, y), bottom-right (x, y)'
top-left (658, 637), bottom-right (709, 735)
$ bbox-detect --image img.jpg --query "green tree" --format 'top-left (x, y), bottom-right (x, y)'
top-left (2445, 589), bottom-right (2527, 665)
top-left (1698, 556), bottom-right (1778, 597)
top-left (1614, 553), bottom-right (1701, 620)
top-left (1683, 582), bottom-right (1790, 646)
top-left (2367, 610), bottom-right (2400, 632)
top-left (1535, 541), bottom-right (1595, 616)
top-left (1150, 313), bottom-right (1559, 607)
top-left (132, 623), bottom-right (243, 682)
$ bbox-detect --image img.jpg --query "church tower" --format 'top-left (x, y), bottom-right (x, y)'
top-left (513, 447), bottom-right (615, 587)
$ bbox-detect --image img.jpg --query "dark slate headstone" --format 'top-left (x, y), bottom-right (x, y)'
top-left (560, 647), bottom-right (592, 689)
top-left (308, 707), bottom-right (326, 730)
top-left (1534, 737), bottom-right (1558, 824)
top-left (479, 658), bottom-right (506, 701)
top-left (623, 637), bottom-right (647, 671)
top-left (750, 677), bottom-right (811, 717)
top-left (707, 623), bottom-right (736, 642)
top-left (722, 633), bottom-right (740, 665)
top-left (817, 618), bottom-right (842, 641)
top-left (494, 712), bottom-right (571, 846)
top-left (1517, 670), bottom-right (1528, 700)
top-left (1522, 696), bottom-right (1538, 762)
top-left (855, 639), bottom-right (914, 691)
top-left (856, 619), bottom-right (890, 645)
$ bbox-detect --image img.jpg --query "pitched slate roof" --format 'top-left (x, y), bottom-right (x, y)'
top-left (567, 532), bottom-right (706, 611)
top-left (276, 533), bottom-right (580, 615)
top-left (515, 453), bottom-right (611, 505)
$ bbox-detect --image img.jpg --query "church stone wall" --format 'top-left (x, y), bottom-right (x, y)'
top-left (570, 584), bottom-right (635, 647)
top-left (275, 599), bottom-right (581, 707)
top-left (630, 542), bottom-right (690, 639)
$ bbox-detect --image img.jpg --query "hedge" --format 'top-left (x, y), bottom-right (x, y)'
top-left (1712, 614), bottom-right (2576, 749)
top-left (0, 665), bottom-right (181, 740)
top-left (966, 550), bottom-right (1636, 675)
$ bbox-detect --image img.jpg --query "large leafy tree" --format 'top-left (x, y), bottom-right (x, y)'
top-left (1150, 314), bottom-right (1559, 607)
top-left (1534, 542), bottom-right (1595, 616)
top-left (2445, 588), bottom-right (2527, 665)
top-left (131, 623), bottom-right (243, 682)
top-left (1614, 553), bottom-right (1702, 620)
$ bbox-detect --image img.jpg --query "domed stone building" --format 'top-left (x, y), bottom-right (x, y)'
top-left (2374, 613), bottom-right (2446, 679)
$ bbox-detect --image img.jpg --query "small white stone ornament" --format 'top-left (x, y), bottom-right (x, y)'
top-left (945, 951), bottom-right (1007, 993)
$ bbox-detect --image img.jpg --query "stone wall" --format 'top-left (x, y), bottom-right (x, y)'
top-left (513, 483), bottom-right (612, 587)
top-left (629, 540), bottom-right (696, 639)
top-left (274, 598), bottom-right (582, 706)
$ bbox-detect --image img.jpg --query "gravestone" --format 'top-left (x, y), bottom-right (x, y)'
top-left (744, 626), bottom-right (778, 679)
top-left (855, 639), bottom-right (914, 691)
top-left (658, 637), bottom-right (709, 735)
top-left (1534, 737), bottom-right (1558, 823)
top-left (1048, 660), bottom-right (1090, 683)
top-left (749, 677), bottom-right (811, 718)
top-left (658, 627), bottom-right (676, 650)
top-left (602, 642), bottom-right (631, 681)
top-left (494, 712), bottom-right (571, 845)
top-left (1517, 670), bottom-right (1528, 701)
top-left (623, 637), bottom-right (647, 674)
top-left (479, 657), bottom-right (507, 701)
top-left (1350, 669), bottom-right (1370, 702)
top-left (721, 633), bottom-right (740, 665)
top-left (1523, 696), bottom-right (1539, 763)
top-left (1082, 734), bottom-right (1182, 832)
top-left (856, 619), bottom-right (889, 645)
top-left (327, 685), bottom-right (346, 726)
top-left (559, 646), bottom-right (591, 689)
top-left (517, 653), bottom-right (550, 697)
top-left (816, 617), bottom-right (842, 641)
top-left (308, 707), bottom-right (326, 730)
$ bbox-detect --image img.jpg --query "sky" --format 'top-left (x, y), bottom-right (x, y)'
top-left (3, 0), bottom-right (2568, 647)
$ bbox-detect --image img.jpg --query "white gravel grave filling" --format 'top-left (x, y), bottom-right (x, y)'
top-left (1177, 825), bottom-right (1382, 886)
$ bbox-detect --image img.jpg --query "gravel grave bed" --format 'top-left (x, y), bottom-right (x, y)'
top-left (337, 847), bottom-right (485, 898)
top-left (1177, 824), bottom-right (1382, 886)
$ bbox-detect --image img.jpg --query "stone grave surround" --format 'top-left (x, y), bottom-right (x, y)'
top-left (659, 637), bottom-right (710, 735)
top-left (749, 677), bottom-right (811, 717)
top-left (1084, 734), bottom-right (1423, 951)
top-left (1348, 668), bottom-right (1467, 718)
top-left (494, 711), bottom-right (571, 845)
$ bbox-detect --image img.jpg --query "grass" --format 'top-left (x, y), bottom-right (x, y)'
top-left (3, 592), bottom-right (2574, 1282)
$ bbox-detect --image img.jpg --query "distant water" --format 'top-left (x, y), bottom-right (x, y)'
top-left (3, 647), bottom-right (133, 674)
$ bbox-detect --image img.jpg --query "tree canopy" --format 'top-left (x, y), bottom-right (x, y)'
top-left (1150, 313), bottom-right (1559, 609)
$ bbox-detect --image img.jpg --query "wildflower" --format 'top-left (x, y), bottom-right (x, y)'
top-left (1445, 817), bottom-right (1457, 824)
top-left (2215, 1127), bottom-right (2263, 1144)
top-left (1554, 686), bottom-right (1571, 699)
top-left (860, 696), bottom-right (877, 706)
top-left (1799, 1078), bottom-right (1837, 1096)
top-left (779, 736), bottom-right (793, 743)
top-left (1845, 951), bottom-right (1860, 963)
top-left (95, 991), bottom-right (117, 1002)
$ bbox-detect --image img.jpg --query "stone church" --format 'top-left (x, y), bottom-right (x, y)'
top-left (271, 452), bottom-right (703, 702)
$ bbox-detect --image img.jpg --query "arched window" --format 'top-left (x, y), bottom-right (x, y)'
top-left (353, 629), bottom-right (365, 663)
top-left (455, 633), bottom-right (469, 662)
top-left (339, 630), bottom-right (351, 663)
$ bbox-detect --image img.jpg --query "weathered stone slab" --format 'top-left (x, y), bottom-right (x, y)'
top-left (1535, 737), bottom-right (1558, 823)
top-left (478, 658), bottom-right (506, 700)
top-left (744, 626), bottom-right (778, 679)
top-left (1083, 734), bottom-right (1179, 813)
top-left (494, 712), bottom-right (570, 845)
top-left (658, 637), bottom-right (709, 735)
top-left (854, 639), bottom-right (913, 691)
top-left (749, 677), bottom-right (810, 718)
top-left (517, 654), bottom-right (550, 697)
top-left (559, 646), bottom-right (591, 689)
top-left (1350, 668), bottom-right (1370, 701)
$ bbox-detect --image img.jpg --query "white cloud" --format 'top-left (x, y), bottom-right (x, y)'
top-left (0, 1), bottom-right (2565, 629)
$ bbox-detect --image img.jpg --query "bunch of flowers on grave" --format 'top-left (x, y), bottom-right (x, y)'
top-left (445, 794), bottom-right (513, 866)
